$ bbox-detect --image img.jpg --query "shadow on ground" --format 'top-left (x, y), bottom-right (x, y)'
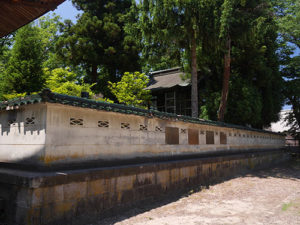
top-left (72, 157), bottom-right (300, 225)
top-left (245, 158), bottom-right (300, 180)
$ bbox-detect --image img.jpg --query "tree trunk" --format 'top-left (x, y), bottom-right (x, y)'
top-left (191, 32), bottom-right (198, 118)
top-left (218, 35), bottom-right (231, 121)
top-left (291, 96), bottom-right (300, 130)
top-left (91, 64), bottom-right (98, 84)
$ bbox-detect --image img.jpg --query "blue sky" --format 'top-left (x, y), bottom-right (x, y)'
top-left (50, 0), bottom-right (80, 22)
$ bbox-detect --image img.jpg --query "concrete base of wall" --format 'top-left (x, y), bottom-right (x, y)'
top-left (0, 149), bottom-right (290, 225)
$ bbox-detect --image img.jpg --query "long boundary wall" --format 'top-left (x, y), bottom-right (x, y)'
top-left (0, 101), bottom-right (285, 169)
top-left (0, 91), bottom-right (289, 224)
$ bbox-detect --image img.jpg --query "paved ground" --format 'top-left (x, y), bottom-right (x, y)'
top-left (95, 159), bottom-right (300, 225)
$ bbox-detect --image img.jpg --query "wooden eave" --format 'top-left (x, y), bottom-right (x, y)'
top-left (0, 0), bottom-right (65, 38)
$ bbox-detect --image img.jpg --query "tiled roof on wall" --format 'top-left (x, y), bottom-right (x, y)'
top-left (0, 89), bottom-right (283, 136)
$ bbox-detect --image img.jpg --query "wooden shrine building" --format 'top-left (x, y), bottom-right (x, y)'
top-left (147, 67), bottom-right (203, 117)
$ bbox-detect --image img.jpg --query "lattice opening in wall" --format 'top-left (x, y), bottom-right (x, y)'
top-left (200, 130), bottom-right (204, 135)
top-left (8, 119), bottom-right (16, 126)
top-left (155, 126), bottom-right (163, 132)
top-left (139, 124), bottom-right (148, 131)
top-left (25, 117), bottom-right (35, 125)
top-left (121, 122), bottom-right (130, 130)
top-left (181, 129), bottom-right (187, 134)
top-left (98, 121), bottom-right (109, 128)
top-left (70, 118), bottom-right (83, 126)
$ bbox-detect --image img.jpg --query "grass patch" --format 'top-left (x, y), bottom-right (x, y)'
top-left (282, 202), bottom-right (293, 211)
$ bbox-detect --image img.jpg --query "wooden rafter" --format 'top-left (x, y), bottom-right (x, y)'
top-left (0, 0), bottom-right (62, 10)
top-left (0, 0), bottom-right (65, 37)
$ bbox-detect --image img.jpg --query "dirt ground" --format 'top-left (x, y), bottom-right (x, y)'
top-left (95, 159), bottom-right (300, 225)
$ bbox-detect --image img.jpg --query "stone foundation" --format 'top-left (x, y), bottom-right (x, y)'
top-left (0, 149), bottom-right (289, 225)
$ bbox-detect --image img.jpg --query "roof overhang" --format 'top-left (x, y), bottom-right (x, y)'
top-left (0, 0), bottom-right (65, 38)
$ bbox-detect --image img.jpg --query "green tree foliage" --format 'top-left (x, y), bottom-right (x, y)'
top-left (44, 67), bottom-right (94, 97)
top-left (0, 33), bottom-right (14, 58)
top-left (0, 14), bottom-right (89, 100)
top-left (203, 0), bottom-right (284, 128)
top-left (38, 14), bottom-right (65, 70)
top-left (38, 14), bottom-right (85, 76)
top-left (56, 0), bottom-right (140, 98)
top-left (276, 0), bottom-right (300, 48)
top-left (131, 0), bottom-right (283, 128)
top-left (0, 34), bottom-right (14, 85)
top-left (0, 24), bottom-right (46, 99)
top-left (108, 72), bottom-right (151, 107)
top-left (217, 0), bottom-right (234, 121)
top-left (0, 0), bottom-right (292, 131)
top-left (124, 3), bottom-right (181, 74)
top-left (276, 0), bottom-right (300, 138)
top-left (128, 0), bottom-right (219, 117)
top-left (281, 64), bottom-right (298, 139)
top-left (284, 78), bottom-right (300, 139)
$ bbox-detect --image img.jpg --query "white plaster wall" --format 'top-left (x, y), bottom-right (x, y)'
top-left (43, 103), bottom-right (285, 164)
top-left (0, 102), bottom-right (285, 165)
top-left (0, 104), bottom-right (47, 163)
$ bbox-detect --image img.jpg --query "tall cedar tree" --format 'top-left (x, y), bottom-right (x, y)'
top-left (200, 0), bottom-right (283, 128)
top-left (56, 0), bottom-right (140, 98)
top-left (131, 0), bottom-right (283, 127)
top-left (132, 0), bottom-right (216, 117)
top-left (124, 2), bottom-right (182, 73)
top-left (217, 0), bottom-right (234, 121)
top-left (217, 0), bottom-right (281, 122)
top-left (1, 24), bottom-right (46, 96)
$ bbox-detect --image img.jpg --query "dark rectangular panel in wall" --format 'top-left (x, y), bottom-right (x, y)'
top-left (165, 127), bottom-right (179, 145)
top-left (220, 132), bottom-right (227, 144)
top-left (188, 129), bottom-right (199, 145)
top-left (206, 131), bottom-right (214, 144)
